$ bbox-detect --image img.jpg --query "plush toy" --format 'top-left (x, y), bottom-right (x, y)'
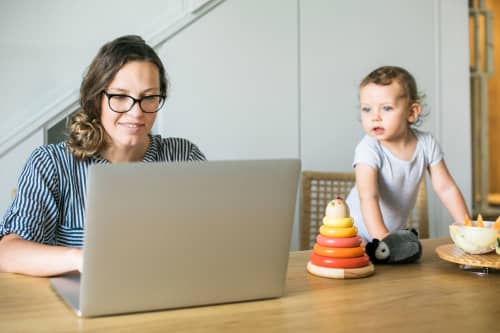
top-left (365, 229), bottom-right (422, 264)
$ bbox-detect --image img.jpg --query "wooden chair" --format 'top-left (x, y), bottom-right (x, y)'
top-left (300, 171), bottom-right (429, 250)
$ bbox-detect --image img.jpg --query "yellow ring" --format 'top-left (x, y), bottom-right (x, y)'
top-left (322, 217), bottom-right (353, 228)
top-left (320, 225), bottom-right (358, 238)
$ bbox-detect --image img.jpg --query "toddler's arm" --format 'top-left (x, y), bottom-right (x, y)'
top-left (356, 164), bottom-right (422, 264)
top-left (428, 160), bottom-right (470, 223)
top-left (355, 164), bottom-right (389, 240)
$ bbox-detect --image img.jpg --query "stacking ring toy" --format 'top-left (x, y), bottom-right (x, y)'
top-left (316, 234), bottom-right (362, 248)
top-left (322, 217), bottom-right (353, 228)
top-left (307, 261), bottom-right (375, 279)
top-left (319, 225), bottom-right (357, 238)
top-left (310, 252), bottom-right (370, 268)
top-left (313, 244), bottom-right (365, 258)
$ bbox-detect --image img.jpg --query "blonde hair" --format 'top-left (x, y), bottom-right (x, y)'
top-left (67, 35), bottom-right (168, 160)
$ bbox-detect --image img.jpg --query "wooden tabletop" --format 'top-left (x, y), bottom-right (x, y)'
top-left (0, 238), bottom-right (498, 333)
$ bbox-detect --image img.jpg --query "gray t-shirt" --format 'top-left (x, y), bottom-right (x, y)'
top-left (346, 129), bottom-right (443, 241)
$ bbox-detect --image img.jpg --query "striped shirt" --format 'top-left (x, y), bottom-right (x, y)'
top-left (0, 135), bottom-right (206, 247)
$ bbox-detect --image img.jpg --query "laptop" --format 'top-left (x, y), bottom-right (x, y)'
top-left (50, 158), bottom-right (301, 317)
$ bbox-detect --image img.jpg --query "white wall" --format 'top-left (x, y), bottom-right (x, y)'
top-left (0, 0), bottom-right (185, 140)
top-left (0, 0), bottom-right (471, 249)
top-left (431, 0), bottom-right (471, 236)
top-left (159, 0), bottom-right (299, 161)
top-left (300, 0), bottom-right (437, 172)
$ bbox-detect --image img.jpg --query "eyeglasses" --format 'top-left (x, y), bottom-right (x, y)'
top-left (102, 91), bottom-right (166, 113)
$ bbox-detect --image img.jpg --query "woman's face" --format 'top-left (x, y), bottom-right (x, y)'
top-left (100, 61), bottom-right (160, 150)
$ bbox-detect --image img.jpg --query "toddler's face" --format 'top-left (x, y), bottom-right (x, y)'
top-left (359, 82), bottom-right (418, 143)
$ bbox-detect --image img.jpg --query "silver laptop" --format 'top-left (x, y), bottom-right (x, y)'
top-left (50, 159), bottom-right (300, 317)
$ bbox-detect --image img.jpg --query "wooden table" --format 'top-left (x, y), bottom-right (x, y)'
top-left (0, 238), bottom-right (498, 333)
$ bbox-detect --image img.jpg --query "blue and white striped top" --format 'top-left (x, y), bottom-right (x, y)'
top-left (0, 135), bottom-right (206, 247)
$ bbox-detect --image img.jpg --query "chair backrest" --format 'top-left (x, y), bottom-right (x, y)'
top-left (300, 171), bottom-right (429, 250)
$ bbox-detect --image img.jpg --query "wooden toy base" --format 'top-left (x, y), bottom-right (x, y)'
top-left (307, 261), bottom-right (375, 279)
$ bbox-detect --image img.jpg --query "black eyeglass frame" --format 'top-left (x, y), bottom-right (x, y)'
top-left (102, 90), bottom-right (166, 113)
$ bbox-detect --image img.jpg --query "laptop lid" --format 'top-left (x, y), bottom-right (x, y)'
top-left (52, 159), bottom-right (300, 317)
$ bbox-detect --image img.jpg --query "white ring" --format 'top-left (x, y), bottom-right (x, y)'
top-left (306, 261), bottom-right (375, 279)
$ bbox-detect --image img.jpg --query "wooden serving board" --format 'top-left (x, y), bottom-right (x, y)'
top-left (436, 244), bottom-right (500, 269)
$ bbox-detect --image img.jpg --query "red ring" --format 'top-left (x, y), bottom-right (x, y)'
top-left (316, 234), bottom-right (362, 248)
top-left (310, 252), bottom-right (370, 268)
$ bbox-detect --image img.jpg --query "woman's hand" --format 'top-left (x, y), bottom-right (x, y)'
top-left (68, 247), bottom-right (83, 273)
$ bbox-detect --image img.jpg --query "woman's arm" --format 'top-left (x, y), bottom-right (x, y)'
top-left (355, 164), bottom-right (389, 240)
top-left (0, 233), bottom-right (82, 277)
top-left (428, 160), bottom-right (470, 224)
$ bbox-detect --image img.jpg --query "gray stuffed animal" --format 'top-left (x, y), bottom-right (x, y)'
top-left (365, 229), bottom-right (422, 264)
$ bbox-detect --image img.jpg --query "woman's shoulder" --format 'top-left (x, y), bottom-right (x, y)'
top-left (27, 141), bottom-right (90, 172)
top-left (150, 135), bottom-right (198, 150)
top-left (149, 135), bottom-right (206, 161)
top-left (28, 141), bottom-right (72, 163)
top-left (36, 141), bottom-right (67, 153)
top-left (16, 142), bottom-right (80, 183)
top-left (152, 135), bottom-right (194, 145)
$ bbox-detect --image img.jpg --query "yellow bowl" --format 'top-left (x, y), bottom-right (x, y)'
top-left (449, 221), bottom-right (498, 254)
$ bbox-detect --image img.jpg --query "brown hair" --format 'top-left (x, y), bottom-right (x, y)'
top-left (360, 66), bottom-right (425, 126)
top-left (67, 35), bottom-right (168, 160)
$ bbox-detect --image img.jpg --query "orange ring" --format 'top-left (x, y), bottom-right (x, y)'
top-left (313, 244), bottom-right (365, 258)
top-left (316, 235), bottom-right (362, 248)
top-left (319, 225), bottom-right (357, 238)
top-left (310, 252), bottom-right (370, 268)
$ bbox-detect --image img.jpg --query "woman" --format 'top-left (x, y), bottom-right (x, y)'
top-left (0, 35), bottom-right (206, 276)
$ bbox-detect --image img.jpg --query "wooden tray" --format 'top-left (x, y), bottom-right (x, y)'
top-left (436, 244), bottom-right (500, 269)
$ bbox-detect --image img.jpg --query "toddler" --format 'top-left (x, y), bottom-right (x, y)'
top-left (346, 66), bottom-right (470, 264)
